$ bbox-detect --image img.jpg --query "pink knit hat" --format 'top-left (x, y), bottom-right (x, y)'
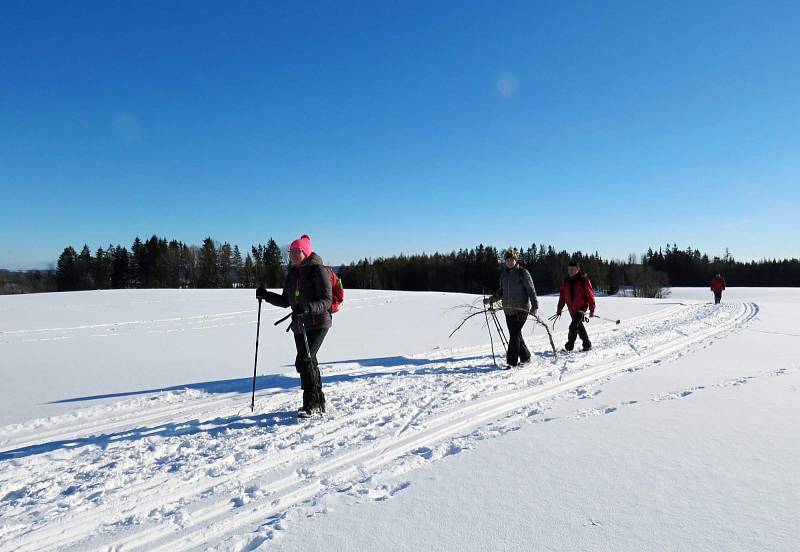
top-left (289, 234), bottom-right (313, 257)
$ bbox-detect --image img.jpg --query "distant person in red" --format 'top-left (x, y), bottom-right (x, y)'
top-left (711, 273), bottom-right (726, 304)
top-left (556, 261), bottom-right (596, 351)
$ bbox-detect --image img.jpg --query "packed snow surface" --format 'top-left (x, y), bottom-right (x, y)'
top-left (0, 288), bottom-right (797, 551)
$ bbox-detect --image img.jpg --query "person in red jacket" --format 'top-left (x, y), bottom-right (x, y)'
top-left (711, 273), bottom-right (726, 304)
top-left (556, 261), bottom-right (596, 351)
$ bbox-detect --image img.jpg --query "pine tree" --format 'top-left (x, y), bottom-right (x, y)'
top-left (166, 240), bottom-right (182, 288)
top-left (264, 239), bottom-right (284, 287)
top-left (129, 237), bottom-right (143, 287)
top-left (243, 254), bottom-right (255, 287)
top-left (218, 242), bottom-right (233, 288)
top-left (94, 246), bottom-right (112, 289)
top-left (56, 246), bottom-right (80, 291)
top-left (232, 245), bottom-right (244, 287)
top-left (77, 244), bottom-right (95, 290)
top-left (197, 238), bottom-right (220, 288)
top-left (111, 246), bottom-right (130, 288)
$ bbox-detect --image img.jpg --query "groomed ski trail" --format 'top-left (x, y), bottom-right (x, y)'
top-left (0, 301), bottom-right (756, 551)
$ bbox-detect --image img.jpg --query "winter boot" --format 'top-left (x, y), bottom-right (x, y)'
top-left (298, 405), bottom-right (322, 419)
top-left (298, 389), bottom-right (312, 414)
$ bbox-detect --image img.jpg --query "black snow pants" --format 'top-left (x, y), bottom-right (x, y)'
top-left (566, 311), bottom-right (591, 350)
top-left (714, 292), bottom-right (722, 304)
top-left (293, 327), bottom-right (328, 410)
top-left (504, 312), bottom-right (531, 367)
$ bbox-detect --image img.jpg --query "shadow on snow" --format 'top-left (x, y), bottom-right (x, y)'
top-left (3, 352), bottom-right (551, 461)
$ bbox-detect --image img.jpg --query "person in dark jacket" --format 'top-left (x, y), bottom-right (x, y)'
top-left (483, 248), bottom-right (539, 368)
top-left (556, 261), bottom-right (596, 351)
top-left (711, 273), bottom-right (726, 304)
top-left (257, 235), bottom-right (332, 417)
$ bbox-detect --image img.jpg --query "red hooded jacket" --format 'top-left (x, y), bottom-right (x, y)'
top-left (557, 273), bottom-right (596, 316)
top-left (711, 275), bottom-right (726, 293)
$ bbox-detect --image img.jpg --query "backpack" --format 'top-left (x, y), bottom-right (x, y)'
top-left (326, 266), bottom-right (344, 313)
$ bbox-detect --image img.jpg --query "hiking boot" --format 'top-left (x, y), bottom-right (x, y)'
top-left (564, 341), bottom-right (575, 352)
top-left (297, 405), bottom-right (322, 419)
top-left (582, 342), bottom-right (592, 351)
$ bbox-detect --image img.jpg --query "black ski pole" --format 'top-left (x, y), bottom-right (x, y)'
top-left (250, 298), bottom-right (263, 412)
top-left (596, 315), bottom-right (621, 325)
top-left (489, 307), bottom-right (508, 351)
top-left (300, 316), bottom-right (312, 360)
top-left (496, 310), bottom-right (509, 348)
top-left (274, 312), bottom-right (292, 326)
top-left (483, 292), bottom-right (497, 367)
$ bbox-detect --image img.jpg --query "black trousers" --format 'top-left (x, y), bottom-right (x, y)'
top-left (714, 292), bottom-right (722, 304)
top-left (566, 311), bottom-right (591, 348)
top-left (293, 327), bottom-right (328, 409)
top-left (504, 313), bottom-right (531, 366)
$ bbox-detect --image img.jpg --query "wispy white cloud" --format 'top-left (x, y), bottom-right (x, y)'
top-left (496, 73), bottom-right (518, 97)
top-left (112, 112), bottom-right (142, 143)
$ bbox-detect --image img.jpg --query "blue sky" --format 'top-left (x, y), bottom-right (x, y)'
top-left (2, 1), bottom-right (799, 269)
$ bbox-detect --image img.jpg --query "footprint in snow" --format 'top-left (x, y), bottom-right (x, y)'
top-left (296, 467), bottom-right (316, 479)
top-left (412, 446), bottom-right (433, 459)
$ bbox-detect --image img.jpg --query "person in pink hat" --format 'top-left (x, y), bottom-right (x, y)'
top-left (257, 235), bottom-right (333, 418)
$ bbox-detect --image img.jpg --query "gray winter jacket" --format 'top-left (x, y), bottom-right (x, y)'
top-left (264, 252), bottom-right (333, 333)
top-left (490, 265), bottom-right (539, 313)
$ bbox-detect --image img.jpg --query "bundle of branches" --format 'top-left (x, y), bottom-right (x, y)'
top-left (449, 302), bottom-right (558, 360)
top-left (502, 305), bottom-right (559, 358)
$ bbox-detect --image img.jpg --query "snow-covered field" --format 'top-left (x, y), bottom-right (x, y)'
top-left (1, 288), bottom-right (798, 551)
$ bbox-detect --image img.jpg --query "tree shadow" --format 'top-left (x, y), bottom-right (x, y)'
top-left (5, 351), bottom-right (555, 461)
top-left (51, 351), bottom-right (547, 407)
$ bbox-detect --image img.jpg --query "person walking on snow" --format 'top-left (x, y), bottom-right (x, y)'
top-left (483, 248), bottom-right (539, 368)
top-left (711, 273), bottom-right (726, 304)
top-left (256, 235), bottom-right (332, 418)
top-left (556, 261), bottom-right (596, 352)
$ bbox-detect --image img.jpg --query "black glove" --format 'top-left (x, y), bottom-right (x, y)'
top-left (291, 303), bottom-right (310, 316)
top-left (256, 287), bottom-right (268, 301)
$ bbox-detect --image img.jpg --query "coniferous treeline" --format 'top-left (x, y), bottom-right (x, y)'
top-left (337, 244), bottom-right (621, 295)
top-left (338, 243), bottom-right (800, 295)
top-left (643, 244), bottom-right (800, 287)
top-left (4, 238), bottom-right (796, 295)
top-left (54, 236), bottom-right (286, 292)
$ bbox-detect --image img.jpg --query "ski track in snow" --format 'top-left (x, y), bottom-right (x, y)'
top-left (0, 301), bottom-right (758, 551)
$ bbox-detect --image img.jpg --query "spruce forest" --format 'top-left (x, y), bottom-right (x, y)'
top-left (2, 236), bottom-right (796, 295)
